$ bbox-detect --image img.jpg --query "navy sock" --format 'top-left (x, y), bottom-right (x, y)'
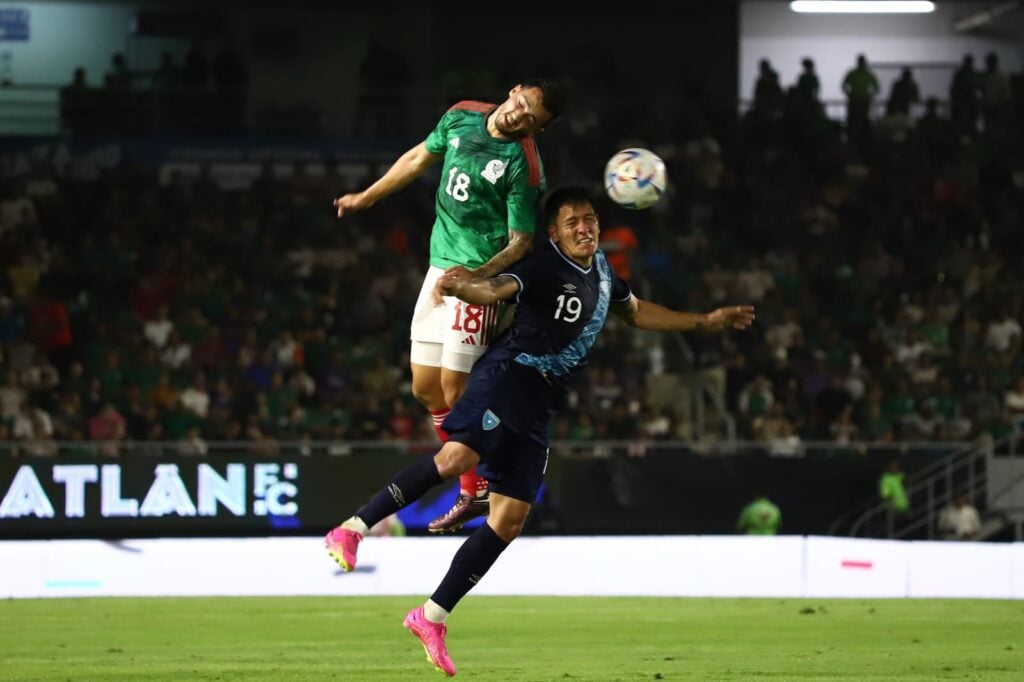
top-left (431, 522), bottom-right (510, 612)
top-left (355, 456), bottom-right (443, 528)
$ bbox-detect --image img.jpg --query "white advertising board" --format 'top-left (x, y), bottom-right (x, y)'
top-left (1, 535), bottom-right (1020, 600)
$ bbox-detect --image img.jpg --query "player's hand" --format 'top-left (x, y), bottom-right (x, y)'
top-left (435, 266), bottom-right (472, 302)
top-left (706, 305), bottom-right (756, 331)
top-left (333, 192), bottom-right (373, 218)
top-left (442, 265), bottom-right (473, 281)
top-left (430, 279), bottom-right (445, 306)
top-left (434, 273), bottom-right (457, 302)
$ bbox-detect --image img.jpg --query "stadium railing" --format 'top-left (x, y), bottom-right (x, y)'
top-left (831, 433), bottom-right (1024, 541)
top-left (0, 438), bottom-right (975, 459)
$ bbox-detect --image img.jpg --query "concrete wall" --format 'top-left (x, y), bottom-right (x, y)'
top-left (740, 0), bottom-right (1024, 105)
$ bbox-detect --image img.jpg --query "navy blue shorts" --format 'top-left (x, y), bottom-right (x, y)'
top-left (443, 356), bottom-right (556, 503)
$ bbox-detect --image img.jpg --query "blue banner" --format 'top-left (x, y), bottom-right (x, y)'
top-left (0, 8), bottom-right (29, 41)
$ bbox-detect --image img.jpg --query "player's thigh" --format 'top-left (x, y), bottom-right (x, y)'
top-left (443, 363), bottom-right (553, 502)
top-left (409, 266), bottom-right (447, 346)
top-left (439, 297), bottom-right (507, 373)
top-left (474, 426), bottom-right (550, 505)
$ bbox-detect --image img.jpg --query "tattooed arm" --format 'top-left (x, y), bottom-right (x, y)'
top-left (470, 230), bottom-right (533, 279)
top-left (431, 230), bottom-right (532, 304)
top-left (438, 273), bottom-right (521, 306)
top-left (439, 230), bottom-right (533, 285)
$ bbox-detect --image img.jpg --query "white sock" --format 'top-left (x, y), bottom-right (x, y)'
top-left (341, 516), bottom-right (370, 535)
top-left (423, 599), bottom-right (450, 624)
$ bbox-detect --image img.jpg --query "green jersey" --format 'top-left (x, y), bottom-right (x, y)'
top-left (879, 472), bottom-right (909, 513)
top-left (737, 498), bottom-right (782, 535)
top-left (423, 100), bottom-right (545, 269)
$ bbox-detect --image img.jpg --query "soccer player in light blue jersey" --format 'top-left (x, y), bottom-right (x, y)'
top-left (332, 79), bottom-right (564, 533)
top-left (326, 186), bottom-right (755, 676)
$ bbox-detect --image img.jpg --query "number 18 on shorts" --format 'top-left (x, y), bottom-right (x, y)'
top-left (410, 266), bottom-right (508, 373)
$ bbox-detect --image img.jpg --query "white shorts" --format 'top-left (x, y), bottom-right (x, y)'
top-left (409, 266), bottom-right (509, 373)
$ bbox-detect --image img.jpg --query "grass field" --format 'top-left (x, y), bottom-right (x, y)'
top-left (1, 596), bottom-right (1022, 680)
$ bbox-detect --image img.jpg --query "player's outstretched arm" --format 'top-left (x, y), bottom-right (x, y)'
top-left (611, 296), bottom-right (755, 332)
top-left (333, 142), bottom-right (442, 218)
top-left (438, 273), bottom-right (521, 306)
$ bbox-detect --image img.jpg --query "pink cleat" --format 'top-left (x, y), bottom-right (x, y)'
top-left (403, 606), bottom-right (456, 677)
top-left (324, 526), bottom-right (362, 572)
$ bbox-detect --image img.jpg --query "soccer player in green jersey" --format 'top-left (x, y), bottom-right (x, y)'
top-left (332, 79), bottom-right (564, 532)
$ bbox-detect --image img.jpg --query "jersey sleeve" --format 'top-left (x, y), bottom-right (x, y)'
top-left (611, 270), bottom-right (632, 302)
top-left (423, 110), bottom-right (453, 155)
top-left (504, 143), bottom-right (545, 235)
top-left (502, 251), bottom-right (545, 304)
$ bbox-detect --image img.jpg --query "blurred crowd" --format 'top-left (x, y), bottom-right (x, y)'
top-left (0, 155), bottom-right (432, 456)
top-left (2, 50), bottom-right (1024, 457)
top-left (562, 51), bottom-right (1024, 453)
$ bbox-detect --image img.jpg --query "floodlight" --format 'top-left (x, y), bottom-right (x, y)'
top-left (790, 1), bottom-right (936, 13)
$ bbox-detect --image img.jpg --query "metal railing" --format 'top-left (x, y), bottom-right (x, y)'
top-left (0, 83), bottom-right (60, 135)
top-left (829, 434), bottom-right (1024, 540)
top-left (737, 97), bottom-right (950, 122)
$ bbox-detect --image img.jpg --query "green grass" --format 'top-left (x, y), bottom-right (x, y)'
top-left (1, 597), bottom-right (1022, 680)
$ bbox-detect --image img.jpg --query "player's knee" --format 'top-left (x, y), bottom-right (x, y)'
top-left (488, 516), bottom-right (527, 542)
top-left (433, 443), bottom-right (479, 480)
top-left (439, 371), bottom-right (469, 408)
top-left (488, 498), bottom-right (530, 541)
top-left (441, 383), bottom-right (466, 409)
top-left (411, 378), bottom-right (445, 410)
top-left (410, 384), bottom-right (433, 408)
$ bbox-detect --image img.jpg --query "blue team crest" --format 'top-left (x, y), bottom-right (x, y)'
top-left (482, 409), bottom-right (501, 430)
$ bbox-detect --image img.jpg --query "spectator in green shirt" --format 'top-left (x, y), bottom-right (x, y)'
top-left (879, 459), bottom-right (909, 514)
top-left (737, 495), bottom-right (782, 535)
top-left (842, 53), bottom-right (880, 152)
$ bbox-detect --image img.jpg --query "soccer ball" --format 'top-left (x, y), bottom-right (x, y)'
top-left (604, 148), bottom-right (667, 210)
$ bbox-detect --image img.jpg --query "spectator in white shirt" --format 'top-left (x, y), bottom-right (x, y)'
top-left (180, 371), bottom-right (210, 418)
top-left (734, 256), bottom-right (774, 302)
top-left (144, 303), bottom-right (175, 348)
top-left (765, 307), bottom-right (804, 356)
top-left (986, 304), bottom-right (1021, 352)
top-left (938, 494), bottom-right (981, 541)
top-left (0, 369), bottom-right (26, 420)
top-left (161, 330), bottom-right (192, 369)
top-left (1004, 376), bottom-right (1024, 430)
top-left (12, 403), bottom-right (57, 456)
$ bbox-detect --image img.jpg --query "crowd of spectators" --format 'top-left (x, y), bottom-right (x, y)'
top-left (60, 39), bottom-right (250, 135)
top-left (1, 155), bottom-right (430, 456)
top-left (2, 50), bottom-right (1024, 457)
top-left (598, 51), bottom-right (1024, 453)
top-left (553, 50), bottom-right (1024, 452)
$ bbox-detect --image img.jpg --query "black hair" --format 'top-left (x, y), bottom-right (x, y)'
top-left (521, 77), bottom-right (565, 123)
top-left (543, 185), bottom-right (595, 225)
